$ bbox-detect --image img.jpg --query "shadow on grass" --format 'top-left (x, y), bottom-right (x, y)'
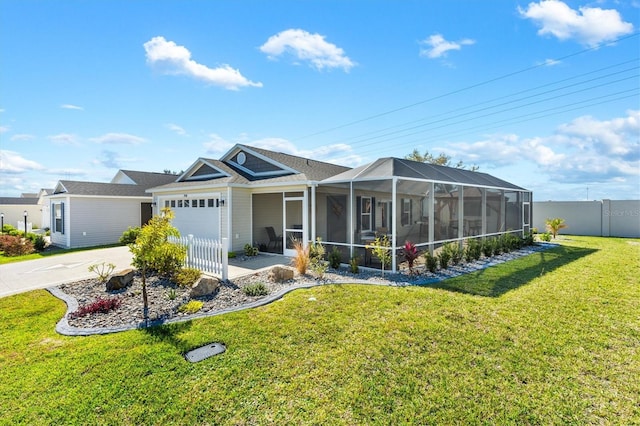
top-left (141, 320), bottom-right (194, 353)
top-left (429, 245), bottom-right (597, 297)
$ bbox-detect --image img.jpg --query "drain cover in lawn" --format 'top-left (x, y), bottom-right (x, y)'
top-left (185, 343), bottom-right (226, 363)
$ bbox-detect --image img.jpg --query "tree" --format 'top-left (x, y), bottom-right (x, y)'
top-left (545, 218), bottom-right (567, 239)
top-left (366, 235), bottom-right (392, 277)
top-left (129, 208), bottom-right (186, 324)
top-left (405, 148), bottom-right (479, 171)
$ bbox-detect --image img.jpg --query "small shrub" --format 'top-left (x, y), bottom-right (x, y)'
top-left (166, 289), bottom-right (178, 300)
top-left (481, 238), bottom-right (495, 258)
top-left (291, 240), bottom-right (310, 275)
top-left (402, 241), bottom-right (420, 274)
top-left (349, 256), bottom-right (360, 273)
top-left (539, 232), bottom-right (552, 242)
top-left (423, 251), bottom-right (438, 273)
top-left (523, 231), bottom-right (535, 246)
top-left (545, 217), bottom-right (567, 239)
top-left (33, 235), bottom-right (46, 251)
top-left (119, 226), bottom-right (141, 245)
top-left (228, 251), bottom-right (237, 259)
top-left (178, 300), bottom-right (203, 314)
top-left (449, 243), bottom-right (464, 266)
top-left (70, 297), bottom-right (121, 319)
top-left (309, 238), bottom-right (325, 263)
top-left (244, 244), bottom-right (259, 256)
top-left (328, 247), bottom-right (342, 269)
top-left (465, 239), bottom-right (482, 263)
top-left (0, 235), bottom-right (34, 256)
top-left (310, 259), bottom-right (329, 279)
top-left (88, 262), bottom-right (116, 284)
top-left (438, 246), bottom-right (451, 270)
top-left (174, 267), bottom-right (201, 287)
top-left (243, 282), bottom-right (269, 297)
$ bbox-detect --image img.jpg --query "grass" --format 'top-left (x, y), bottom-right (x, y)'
top-left (0, 236), bottom-right (638, 424)
top-left (0, 243), bottom-right (122, 265)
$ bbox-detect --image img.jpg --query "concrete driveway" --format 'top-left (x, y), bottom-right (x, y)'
top-left (0, 246), bottom-right (133, 298)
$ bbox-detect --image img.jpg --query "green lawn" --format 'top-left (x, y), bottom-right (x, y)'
top-left (1, 236), bottom-right (638, 424)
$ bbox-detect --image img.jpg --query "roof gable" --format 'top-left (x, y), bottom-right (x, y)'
top-left (221, 145), bottom-right (298, 179)
top-left (177, 159), bottom-right (231, 182)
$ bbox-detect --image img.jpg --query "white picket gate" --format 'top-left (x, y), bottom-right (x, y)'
top-left (169, 235), bottom-right (228, 280)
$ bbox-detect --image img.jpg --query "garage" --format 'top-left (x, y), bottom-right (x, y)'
top-left (161, 196), bottom-right (221, 240)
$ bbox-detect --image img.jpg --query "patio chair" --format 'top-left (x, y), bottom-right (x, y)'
top-left (265, 226), bottom-right (282, 251)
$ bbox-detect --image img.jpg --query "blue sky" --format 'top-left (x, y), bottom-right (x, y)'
top-left (1, 0), bottom-right (638, 201)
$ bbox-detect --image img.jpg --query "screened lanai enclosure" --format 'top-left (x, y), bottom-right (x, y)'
top-left (312, 158), bottom-right (532, 272)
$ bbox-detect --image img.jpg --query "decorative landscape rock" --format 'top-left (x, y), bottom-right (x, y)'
top-left (106, 268), bottom-right (135, 291)
top-left (190, 276), bottom-right (220, 298)
top-left (268, 266), bottom-right (294, 283)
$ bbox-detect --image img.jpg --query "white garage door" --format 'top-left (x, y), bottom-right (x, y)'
top-left (163, 197), bottom-right (221, 240)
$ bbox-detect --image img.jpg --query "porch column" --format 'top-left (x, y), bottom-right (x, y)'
top-left (428, 182), bottom-right (435, 254)
top-left (391, 177), bottom-right (397, 272)
top-left (310, 184), bottom-right (316, 242)
top-left (349, 182), bottom-right (354, 259)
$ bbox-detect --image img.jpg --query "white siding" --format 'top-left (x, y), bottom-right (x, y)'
top-left (49, 197), bottom-right (146, 248)
top-left (230, 188), bottom-right (252, 252)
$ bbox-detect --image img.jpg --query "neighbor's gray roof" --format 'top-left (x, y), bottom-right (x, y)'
top-left (322, 157), bottom-right (528, 191)
top-left (54, 181), bottom-right (152, 197)
top-left (0, 197), bottom-right (39, 205)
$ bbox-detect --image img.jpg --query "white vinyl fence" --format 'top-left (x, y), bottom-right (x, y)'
top-left (169, 235), bottom-right (228, 280)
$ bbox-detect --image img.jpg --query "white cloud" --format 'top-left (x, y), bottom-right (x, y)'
top-left (0, 126), bottom-right (8, 134)
top-left (0, 150), bottom-right (45, 174)
top-left (144, 36), bottom-right (263, 90)
top-left (519, 0), bottom-right (634, 46)
top-left (202, 133), bottom-right (236, 156)
top-left (49, 133), bottom-right (80, 146)
top-left (165, 123), bottom-right (187, 136)
top-left (10, 134), bottom-right (35, 142)
top-left (260, 29), bottom-right (355, 72)
top-left (419, 34), bottom-right (475, 59)
top-left (538, 58), bottom-right (561, 66)
top-left (90, 133), bottom-right (146, 145)
top-left (558, 110), bottom-right (639, 158)
top-left (60, 104), bottom-right (84, 110)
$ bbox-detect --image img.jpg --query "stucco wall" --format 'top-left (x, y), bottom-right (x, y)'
top-left (533, 200), bottom-right (640, 238)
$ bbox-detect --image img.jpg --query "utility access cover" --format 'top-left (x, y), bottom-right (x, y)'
top-left (184, 343), bottom-right (226, 363)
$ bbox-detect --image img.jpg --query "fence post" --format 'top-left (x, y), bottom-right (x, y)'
top-left (221, 237), bottom-right (228, 281)
top-left (187, 234), bottom-right (194, 269)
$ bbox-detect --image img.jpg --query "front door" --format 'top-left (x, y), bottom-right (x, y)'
top-left (283, 193), bottom-right (307, 257)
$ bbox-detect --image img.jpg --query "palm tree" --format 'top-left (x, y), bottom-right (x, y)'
top-left (545, 218), bottom-right (567, 239)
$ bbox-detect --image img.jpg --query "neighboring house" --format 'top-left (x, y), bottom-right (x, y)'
top-left (48, 170), bottom-right (177, 248)
top-left (0, 189), bottom-right (52, 231)
top-left (149, 144), bottom-right (532, 272)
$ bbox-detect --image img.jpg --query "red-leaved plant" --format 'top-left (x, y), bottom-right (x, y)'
top-left (402, 241), bottom-right (420, 275)
top-left (70, 297), bottom-right (121, 319)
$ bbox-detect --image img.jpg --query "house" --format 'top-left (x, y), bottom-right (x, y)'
top-left (149, 144), bottom-right (532, 272)
top-left (0, 189), bottom-right (52, 232)
top-left (48, 170), bottom-right (177, 248)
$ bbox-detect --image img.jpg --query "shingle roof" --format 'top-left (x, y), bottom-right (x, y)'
top-left (53, 181), bottom-right (153, 197)
top-left (119, 170), bottom-right (178, 188)
top-left (322, 157), bottom-right (527, 191)
top-left (150, 146), bottom-right (352, 191)
top-left (0, 197), bottom-right (39, 205)
top-left (243, 145), bottom-right (351, 181)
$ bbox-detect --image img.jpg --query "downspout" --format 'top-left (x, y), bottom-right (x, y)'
top-left (311, 184), bottom-right (316, 242)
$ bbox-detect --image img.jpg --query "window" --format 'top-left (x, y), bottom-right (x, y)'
top-left (53, 203), bottom-right (64, 234)
top-left (164, 200), bottom-right (170, 208)
top-left (170, 200), bottom-right (176, 208)
top-left (208, 199), bottom-right (214, 207)
top-left (199, 199), bottom-right (205, 208)
top-left (361, 197), bottom-right (372, 231)
top-left (401, 198), bottom-right (412, 226)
